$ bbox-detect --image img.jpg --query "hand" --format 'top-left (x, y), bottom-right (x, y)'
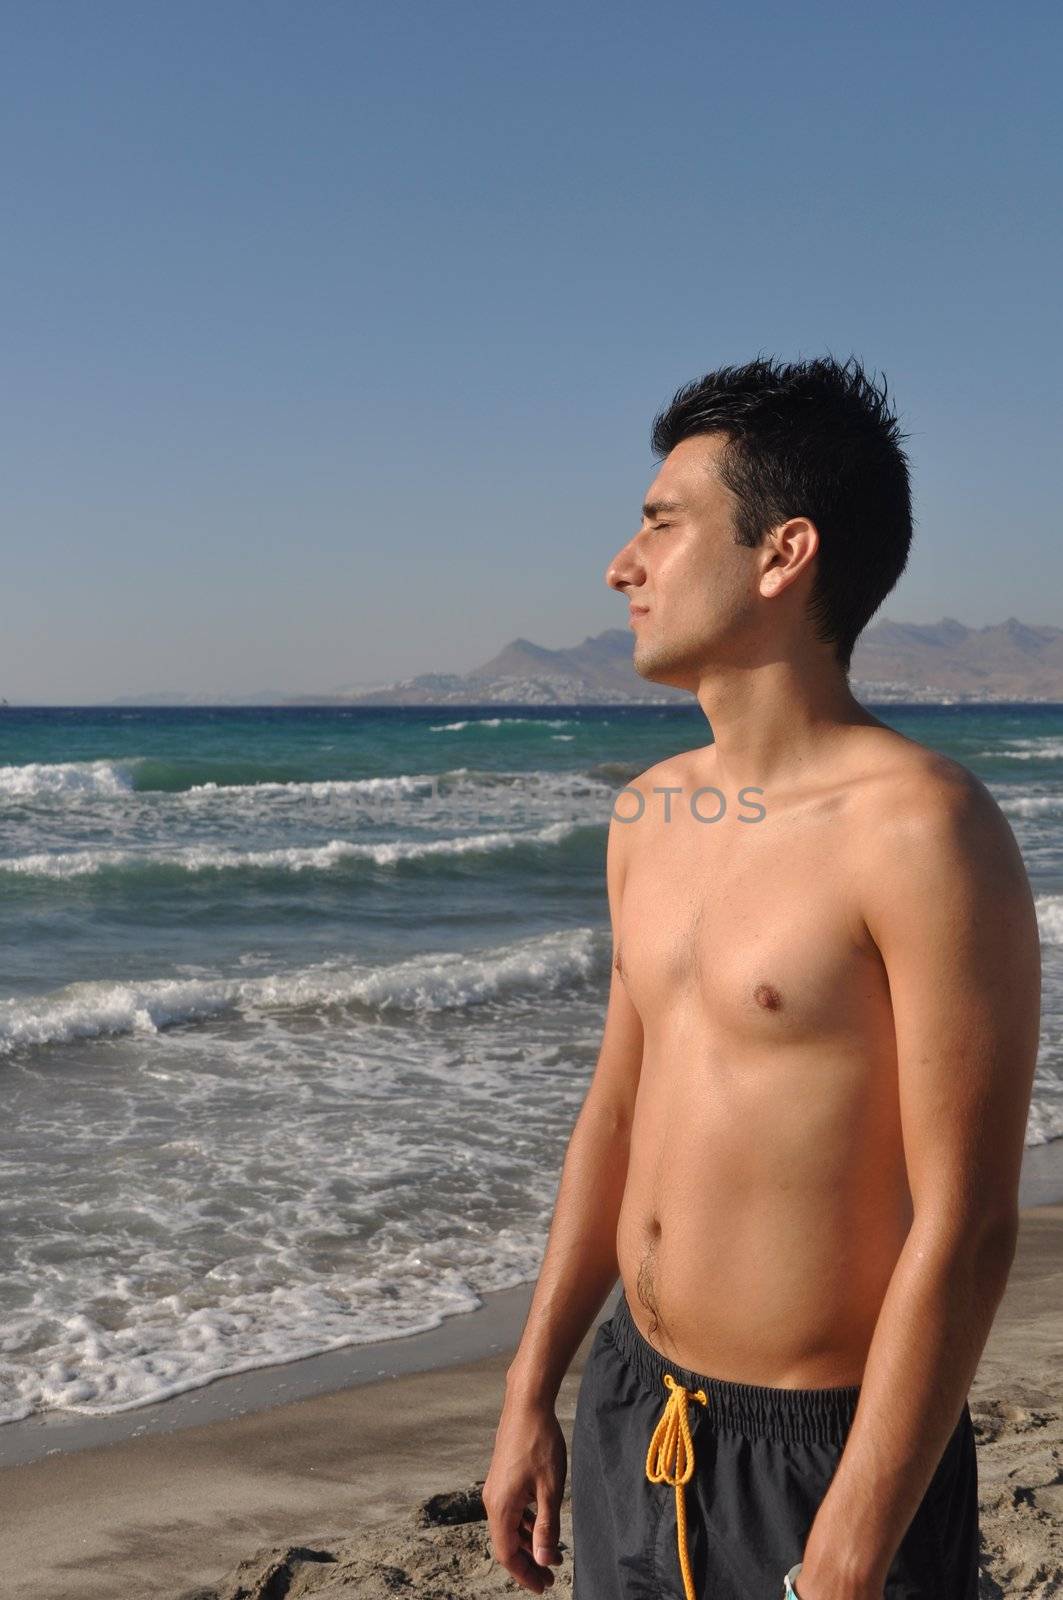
top-left (483, 1392), bottom-right (567, 1594)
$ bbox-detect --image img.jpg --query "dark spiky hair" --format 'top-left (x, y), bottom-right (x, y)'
top-left (650, 354), bottom-right (914, 672)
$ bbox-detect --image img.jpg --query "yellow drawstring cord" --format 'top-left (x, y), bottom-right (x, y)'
top-left (645, 1371), bottom-right (708, 1600)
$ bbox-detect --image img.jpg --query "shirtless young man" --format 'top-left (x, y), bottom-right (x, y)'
top-left (482, 356), bottom-right (1042, 1600)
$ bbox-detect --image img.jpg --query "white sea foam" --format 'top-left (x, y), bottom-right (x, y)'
top-left (980, 739), bottom-right (1063, 761)
top-left (1035, 895), bottom-right (1063, 945)
top-left (185, 772), bottom-right (440, 801)
top-left (179, 766), bottom-right (611, 807)
top-left (0, 940), bottom-right (609, 1423)
top-left (0, 760), bottom-right (612, 810)
top-left (0, 759), bottom-right (138, 797)
top-left (998, 794), bottom-right (1063, 816)
top-left (0, 820), bottom-right (583, 879)
top-left (0, 925), bottom-right (602, 1055)
top-left (1026, 1093), bottom-right (1063, 1147)
top-left (429, 718), bottom-right (574, 732)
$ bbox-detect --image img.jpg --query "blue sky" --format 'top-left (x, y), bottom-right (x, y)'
top-left (4, 0), bottom-right (1059, 702)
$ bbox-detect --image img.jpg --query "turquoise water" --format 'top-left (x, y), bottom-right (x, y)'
top-left (0, 702), bottom-right (1060, 1427)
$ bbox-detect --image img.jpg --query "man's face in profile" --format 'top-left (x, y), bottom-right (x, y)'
top-left (605, 433), bottom-right (764, 690)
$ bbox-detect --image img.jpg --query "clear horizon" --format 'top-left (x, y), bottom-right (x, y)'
top-left (5, 1), bottom-right (1059, 703)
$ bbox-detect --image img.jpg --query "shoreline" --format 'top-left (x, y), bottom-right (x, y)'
top-left (0, 1279), bottom-right (544, 1471)
top-left (2, 1135), bottom-right (1062, 1474)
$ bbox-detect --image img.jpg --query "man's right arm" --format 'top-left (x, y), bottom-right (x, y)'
top-left (483, 805), bottom-right (644, 1592)
top-left (502, 804), bottom-right (644, 1404)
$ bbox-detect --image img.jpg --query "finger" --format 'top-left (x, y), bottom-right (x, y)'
top-left (505, 1516), bottom-right (557, 1580)
top-left (495, 1539), bottom-right (555, 1593)
top-left (490, 1510), bottom-right (556, 1590)
top-left (516, 1514), bottom-right (545, 1558)
top-left (532, 1485), bottom-right (563, 1567)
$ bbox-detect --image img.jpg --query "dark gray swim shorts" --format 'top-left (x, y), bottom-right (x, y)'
top-left (571, 1291), bottom-right (979, 1599)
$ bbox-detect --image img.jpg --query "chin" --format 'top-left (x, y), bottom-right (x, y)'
top-left (632, 647), bottom-right (661, 682)
top-left (633, 648), bottom-right (691, 692)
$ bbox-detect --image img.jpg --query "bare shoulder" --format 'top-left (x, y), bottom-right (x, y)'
top-left (854, 728), bottom-right (1013, 841)
top-left (609, 748), bottom-right (704, 827)
top-left (625, 747), bottom-right (704, 796)
top-left (605, 749), bottom-right (710, 896)
top-left (849, 727), bottom-right (1034, 914)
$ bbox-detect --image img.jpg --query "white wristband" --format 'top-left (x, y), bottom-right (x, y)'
top-left (783, 1561), bottom-right (803, 1597)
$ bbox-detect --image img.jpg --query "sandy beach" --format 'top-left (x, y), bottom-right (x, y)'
top-left (0, 1141), bottom-right (1059, 1599)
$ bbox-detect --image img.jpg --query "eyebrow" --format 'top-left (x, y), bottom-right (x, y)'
top-left (641, 498), bottom-right (686, 519)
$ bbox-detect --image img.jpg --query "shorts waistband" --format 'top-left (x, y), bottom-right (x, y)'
top-left (607, 1290), bottom-right (862, 1444)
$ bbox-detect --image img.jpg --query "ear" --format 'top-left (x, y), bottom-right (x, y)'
top-left (758, 517), bottom-right (818, 598)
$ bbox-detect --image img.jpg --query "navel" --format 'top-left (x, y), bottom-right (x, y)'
top-left (753, 981), bottom-right (783, 1011)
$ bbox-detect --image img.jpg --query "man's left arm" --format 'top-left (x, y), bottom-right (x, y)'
top-left (797, 766), bottom-right (1042, 1600)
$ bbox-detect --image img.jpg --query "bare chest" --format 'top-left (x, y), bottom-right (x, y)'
top-left (616, 809), bottom-right (884, 1047)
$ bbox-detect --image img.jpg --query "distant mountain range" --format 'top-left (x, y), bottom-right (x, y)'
top-left (847, 617), bottom-right (1063, 703)
top-left (98, 617), bottom-right (1063, 707)
top-left (294, 616), bottom-right (1063, 706)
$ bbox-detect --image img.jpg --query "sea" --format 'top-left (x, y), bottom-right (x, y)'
top-left (0, 702), bottom-right (1061, 1430)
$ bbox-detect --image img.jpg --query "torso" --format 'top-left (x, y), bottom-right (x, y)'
top-left (614, 730), bottom-right (934, 1386)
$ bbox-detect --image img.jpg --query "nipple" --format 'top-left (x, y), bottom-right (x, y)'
top-left (752, 981), bottom-right (782, 1011)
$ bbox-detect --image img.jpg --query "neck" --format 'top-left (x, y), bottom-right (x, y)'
top-left (693, 653), bottom-right (882, 796)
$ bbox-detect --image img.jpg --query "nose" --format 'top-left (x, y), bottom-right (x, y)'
top-left (605, 536), bottom-right (645, 595)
